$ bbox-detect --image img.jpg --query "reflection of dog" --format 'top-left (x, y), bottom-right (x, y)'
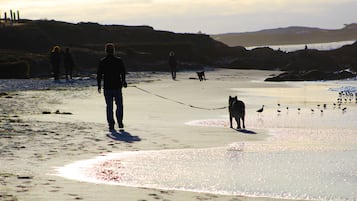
top-left (196, 71), bottom-right (205, 81)
top-left (229, 96), bottom-right (246, 129)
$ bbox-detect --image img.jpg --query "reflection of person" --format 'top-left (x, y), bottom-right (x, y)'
top-left (50, 46), bottom-right (61, 80)
top-left (97, 43), bottom-right (127, 131)
top-left (63, 48), bottom-right (75, 80)
top-left (168, 51), bottom-right (177, 80)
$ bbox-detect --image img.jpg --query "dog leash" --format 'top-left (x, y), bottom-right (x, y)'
top-left (129, 85), bottom-right (228, 110)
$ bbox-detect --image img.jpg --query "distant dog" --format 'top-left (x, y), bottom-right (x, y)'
top-left (196, 71), bottom-right (206, 81)
top-left (229, 96), bottom-right (246, 129)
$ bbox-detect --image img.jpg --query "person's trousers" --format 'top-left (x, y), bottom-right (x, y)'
top-left (104, 89), bottom-right (123, 128)
top-left (53, 64), bottom-right (60, 80)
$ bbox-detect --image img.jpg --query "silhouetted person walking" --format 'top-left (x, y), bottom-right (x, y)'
top-left (97, 43), bottom-right (127, 131)
top-left (50, 46), bottom-right (61, 81)
top-left (168, 51), bottom-right (177, 80)
top-left (64, 48), bottom-right (75, 80)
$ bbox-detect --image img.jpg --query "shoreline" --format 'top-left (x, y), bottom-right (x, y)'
top-left (1, 69), bottom-right (356, 201)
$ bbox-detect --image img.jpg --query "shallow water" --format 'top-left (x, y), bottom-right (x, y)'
top-left (57, 145), bottom-right (357, 200)
top-left (57, 116), bottom-right (357, 200)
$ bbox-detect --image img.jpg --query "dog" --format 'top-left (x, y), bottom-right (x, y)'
top-left (229, 96), bottom-right (246, 129)
top-left (196, 71), bottom-right (206, 81)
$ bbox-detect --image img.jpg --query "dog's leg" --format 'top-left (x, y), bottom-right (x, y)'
top-left (229, 113), bottom-right (233, 128)
top-left (242, 116), bottom-right (245, 129)
top-left (236, 117), bottom-right (241, 129)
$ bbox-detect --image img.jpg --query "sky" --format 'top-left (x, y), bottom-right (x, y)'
top-left (1, 0), bottom-right (357, 34)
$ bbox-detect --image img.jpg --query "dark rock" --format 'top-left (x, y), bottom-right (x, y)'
top-left (265, 69), bottom-right (356, 81)
top-left (17, 175), bottom-right (33, 179)
top-left (0, 92), bottom-right (9, 97)
top-left (303, 70), bottom-right (326, 80)
top-left (265, 72), bottom-right (302, 81)
top-left (328, 70), bottom-right (356, 80)
top-left (284, 50), bottom-right (338, 71)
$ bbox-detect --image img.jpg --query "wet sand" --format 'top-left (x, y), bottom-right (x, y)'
top-left (1, 69), bottom-right (356, 201)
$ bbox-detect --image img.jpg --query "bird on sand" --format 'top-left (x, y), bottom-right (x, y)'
top-left (257, 105), bottom-right (264, 113)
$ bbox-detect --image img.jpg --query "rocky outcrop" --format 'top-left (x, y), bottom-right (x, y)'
top-left (265, 70), bottom-right (356, 81)
top-left (227, 47), bottom-right (287, 70)
top-left (0, 20), bottom-right (228, 74)
top-left (284, 49), bottom-right (339, 71)
top-left (1, 20), bottom-right (357, 80)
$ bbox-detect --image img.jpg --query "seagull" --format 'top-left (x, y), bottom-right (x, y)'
top-left (257, 105), bottom-right (264, 113)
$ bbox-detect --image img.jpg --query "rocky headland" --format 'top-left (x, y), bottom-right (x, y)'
top-left (0, 20), bottom-right (356, 81)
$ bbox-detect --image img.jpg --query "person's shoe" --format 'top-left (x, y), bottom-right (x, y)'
top-left (118, 122), bottom-right (124, 129)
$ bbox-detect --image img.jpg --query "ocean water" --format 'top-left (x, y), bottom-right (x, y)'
top-left (246, 40), bottom-right (356, 52)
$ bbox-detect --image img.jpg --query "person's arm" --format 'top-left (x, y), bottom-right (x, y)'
top-left (97, 61), bottom-right (103, 93)
top-left (120, 60), bottom-right (127, 88)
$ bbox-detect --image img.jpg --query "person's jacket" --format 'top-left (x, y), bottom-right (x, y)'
top-left (97, 55), bottom-right (126, 90)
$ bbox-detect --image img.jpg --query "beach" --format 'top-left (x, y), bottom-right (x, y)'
top-left (1, 69), bottom-right (357, 201)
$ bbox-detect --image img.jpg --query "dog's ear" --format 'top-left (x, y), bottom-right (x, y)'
top-left (234, 96), bottom-right (237, 99)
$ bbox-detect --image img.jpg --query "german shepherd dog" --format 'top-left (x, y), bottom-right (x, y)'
top-left (196, 71), bottom-right (206, 81)
top-left (229, 96), bottom-right (246, 129)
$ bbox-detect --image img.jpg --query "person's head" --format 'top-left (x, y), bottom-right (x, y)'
top-left (105, 43), bottom-right (115, 55)
top-left (169, 51), bottom-right (175, 56)
top-left (52, 46), bottom-right (60, 53)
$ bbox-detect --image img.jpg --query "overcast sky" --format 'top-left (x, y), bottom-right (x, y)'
top-left (2, 0), bottom-right (357, 34)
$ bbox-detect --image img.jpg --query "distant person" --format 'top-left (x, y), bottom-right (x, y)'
top-left (168, 51), bottom-right (177, 80)
top-left (63, 48), bottom-right (75, 80)
top-left (97, 43), bottom-right (127, 132)
top-left (50, 46), bottom-right (62, 81)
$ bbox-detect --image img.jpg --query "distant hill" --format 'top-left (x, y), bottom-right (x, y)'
top-left (211, 24), bottom-right (357, 47)
top-left (0, 19), bottom-right (230, 76)
top-left (0, 19), bottom-right (356, 81)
